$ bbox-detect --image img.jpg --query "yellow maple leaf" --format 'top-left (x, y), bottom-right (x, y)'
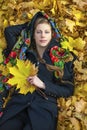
top-left (60, 37), bottom-right (78, 55)
top-left (65, 18), bottom-right (75, 33)
top-left (72, 8), bottom-right (83, 20)
top-left (61, 36), bottom-right (85, 55)
top-left (61, 39), bottom-right (73, 51)
top-left (72, 37), bottom-right (86, 50)
top-left (7, 59), bottom-right (38, 94)
top-left (71, 7), bottom-right (86, 27)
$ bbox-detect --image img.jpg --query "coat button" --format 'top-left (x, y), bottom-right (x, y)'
top-left (27, 102), bottom-right (30, 105)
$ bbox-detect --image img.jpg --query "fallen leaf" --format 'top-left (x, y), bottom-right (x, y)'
top-left (65, 18), bottom-right (75, 33)
top-left (70, 117), bottom-right (81, 130)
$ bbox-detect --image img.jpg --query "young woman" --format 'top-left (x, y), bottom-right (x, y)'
top-left (0, 11), bottom-right (75, 130)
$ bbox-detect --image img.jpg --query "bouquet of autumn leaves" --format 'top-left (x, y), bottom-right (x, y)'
top-left (7, 59), bottom-right (38, 94)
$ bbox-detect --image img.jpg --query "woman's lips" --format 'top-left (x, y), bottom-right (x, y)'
top-left (39, 40), bottom-right (47, 43)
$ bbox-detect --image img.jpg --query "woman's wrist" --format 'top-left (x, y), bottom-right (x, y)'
top-left (41, 82), bottom-right (46, 89)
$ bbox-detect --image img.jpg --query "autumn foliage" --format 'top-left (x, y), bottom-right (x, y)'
top-left (0, 0), bottom-right (87, 129)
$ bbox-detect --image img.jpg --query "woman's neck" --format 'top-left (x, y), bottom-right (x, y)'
top-left (36, 46), bottom-right (47, 58)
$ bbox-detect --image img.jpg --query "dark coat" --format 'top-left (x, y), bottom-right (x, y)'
top-left (0, 12), bottom-right (75, 130)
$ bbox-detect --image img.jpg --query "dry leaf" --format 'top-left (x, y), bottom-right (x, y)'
top-left (65, 18), bottom-right (75, 33)
top-left (70, 117), bottom-right (81, 130)
top-left (75, 99), bottom-right (87, 112)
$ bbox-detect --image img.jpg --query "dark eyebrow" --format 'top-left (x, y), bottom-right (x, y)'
top-left (36, 29), bottom-right (51, 31)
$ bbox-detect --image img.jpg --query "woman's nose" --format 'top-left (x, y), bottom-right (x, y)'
top-left (41, 32), bottom-right (45, 37)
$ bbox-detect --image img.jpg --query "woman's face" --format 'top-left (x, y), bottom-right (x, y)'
top-left (34, 23), bottom-right (52, 48)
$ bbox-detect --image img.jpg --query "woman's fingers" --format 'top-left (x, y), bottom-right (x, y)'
top-left (27, 76), bottom-right (45, 89)
top-left (27, 76), bottom-right (34, 85)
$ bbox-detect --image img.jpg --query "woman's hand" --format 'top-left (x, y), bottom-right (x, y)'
top-left (27, 75), bottom-right (45, 89)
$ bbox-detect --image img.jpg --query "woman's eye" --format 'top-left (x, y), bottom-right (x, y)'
top-left (36, 31), bottom-right (50, 34)
top-left (45, 31), bottom-right (50, 33)
top-left (37, 31), bottom-right (41, 33)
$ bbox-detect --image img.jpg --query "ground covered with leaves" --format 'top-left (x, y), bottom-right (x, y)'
top-left (0, 0), bottom-right (87, 129)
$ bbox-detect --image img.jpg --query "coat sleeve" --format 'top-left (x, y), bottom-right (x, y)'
top-left (44, 60), bottom-right (75, 98)
top-left (3, 22), bottom-right (28, 57)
